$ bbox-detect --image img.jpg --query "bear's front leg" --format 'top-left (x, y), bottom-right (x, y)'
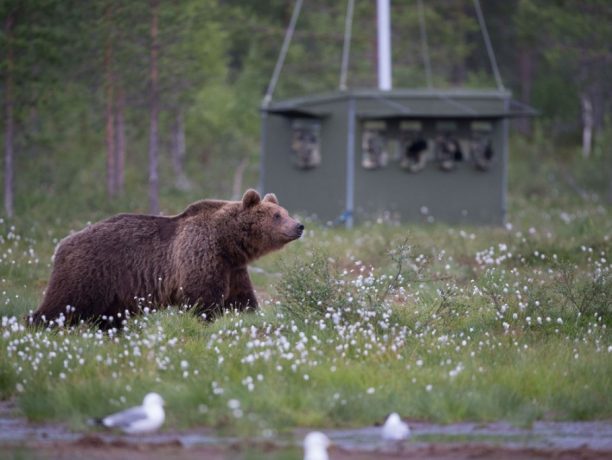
top-left (181, 271), bottom-right (230, 319)
top-left (227, 267), bottom-right (258, 312)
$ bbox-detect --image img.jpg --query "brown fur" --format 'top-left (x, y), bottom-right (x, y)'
top-left (30, 189), bottom-right (303, 327)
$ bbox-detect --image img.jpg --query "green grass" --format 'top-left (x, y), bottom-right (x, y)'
top-left (0, 135), bottom-right (611, 435)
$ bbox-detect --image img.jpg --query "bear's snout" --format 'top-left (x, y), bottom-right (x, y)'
top-left (296, 222), bottom-right (305, 237)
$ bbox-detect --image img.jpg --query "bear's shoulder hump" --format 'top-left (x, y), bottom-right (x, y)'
top-left (177, 199), bottom-right (227, 219)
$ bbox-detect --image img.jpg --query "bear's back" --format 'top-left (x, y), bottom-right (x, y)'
top-left (55, 214), bottom-right (179, 263)
top-left (55, 199), bottom-right (228, 261)
top-left (104, 213), bottom-right (178, 242)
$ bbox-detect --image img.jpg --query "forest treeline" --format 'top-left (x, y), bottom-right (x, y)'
top-left (0, 0), bottom-right (610, 218)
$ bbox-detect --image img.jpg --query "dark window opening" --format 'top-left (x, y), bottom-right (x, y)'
top-left (435, 135), bottom-right (463, 171)
top-left (362, 121), bottom-right (388, 170)
top-left (470, 121), bottom-right (494, 171)
top-left (291, 119), bottom-right (321, 169)
top-left (399, 121), bottom-right (427, 173)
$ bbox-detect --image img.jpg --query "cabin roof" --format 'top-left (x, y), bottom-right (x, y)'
top-left (263, 89), bottom-right (536, 119)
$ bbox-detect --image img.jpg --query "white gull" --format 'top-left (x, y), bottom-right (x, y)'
top-left (96, 392), bottom-right (165, 434)
top-left (381, 412), bottom-right (410, 441)
top-left (304, 431), bottom-right (331, 460)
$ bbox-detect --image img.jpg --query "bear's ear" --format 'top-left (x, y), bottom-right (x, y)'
top-left (242, 189), bottom-right (261, 208)
top-left (263, 193), bottom-right (278, 205)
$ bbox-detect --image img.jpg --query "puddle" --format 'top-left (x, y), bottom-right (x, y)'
top-left (1, 401), bottom-right (611, 460)
top-left (299, 420), bottom-right (612, 452)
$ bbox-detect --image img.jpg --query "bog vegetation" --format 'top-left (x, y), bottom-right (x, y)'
top-left (0, 139), bottom-right (610, 433)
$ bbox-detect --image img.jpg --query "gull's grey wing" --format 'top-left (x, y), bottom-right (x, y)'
top-left (103, 406), bottom-right (148, 428)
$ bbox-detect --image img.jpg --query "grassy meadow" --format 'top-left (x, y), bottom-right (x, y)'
top-left (0, 137), bottom-right (611, 435)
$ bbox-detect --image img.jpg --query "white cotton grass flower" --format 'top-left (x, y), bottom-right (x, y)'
top-left (304, 431), bottom-right (331, 460)
top-left (95, 392), bottom-right (165, 434)
top-left (381, 412), bottom-right (410, 441)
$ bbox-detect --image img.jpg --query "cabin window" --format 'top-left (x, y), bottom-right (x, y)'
top-left (470, 121), bottom-right (494, 171)
top-left (361, 121), bottom-right (388, 170)
top-left (434, 121), bottom-right (463, 171)
top-left (291, 119), bottom-right (321, 169)
top-left (399, 121), bottom-right (428, 173)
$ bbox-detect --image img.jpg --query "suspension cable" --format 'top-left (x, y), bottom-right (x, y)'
top-left (473, 0), bottom-right (504, 90)
top-left (262, 0), bottom-right (304, 108)
top-left (339, 0), bottom-right (355, 90)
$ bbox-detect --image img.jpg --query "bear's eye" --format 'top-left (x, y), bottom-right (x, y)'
top-left (273, 212), bottom-right (281, 221)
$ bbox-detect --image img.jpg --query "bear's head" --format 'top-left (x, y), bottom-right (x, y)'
top-left (238, 189), bottom-right (304, 260)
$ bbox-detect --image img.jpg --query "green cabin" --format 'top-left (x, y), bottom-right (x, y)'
top-left (259, 1), bottom-right (535, 226)
top-left (261, 88), bottom-right (533, 226)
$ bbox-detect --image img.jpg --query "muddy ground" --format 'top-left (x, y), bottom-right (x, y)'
top-left (6, 440), bottom-right (612, 460)
top-left (2, 401), bottom-right (611, 460)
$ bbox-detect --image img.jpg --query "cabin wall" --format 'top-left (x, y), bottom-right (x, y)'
top-left (262, 94), bottom-right (509, 225)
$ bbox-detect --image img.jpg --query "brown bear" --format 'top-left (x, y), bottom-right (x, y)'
top-left (30, 189), bottom-right (303, 327)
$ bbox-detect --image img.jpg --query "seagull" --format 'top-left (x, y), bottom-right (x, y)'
top-left (304, 431), bottom-right (331, 460)
top-left (95, 392), bottom-right (165, 434)
top-left (381, 412), bottom-right (410, 441)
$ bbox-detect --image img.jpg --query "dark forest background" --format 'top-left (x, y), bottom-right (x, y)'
top-left (0, 0), bottom-right (610, 221)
